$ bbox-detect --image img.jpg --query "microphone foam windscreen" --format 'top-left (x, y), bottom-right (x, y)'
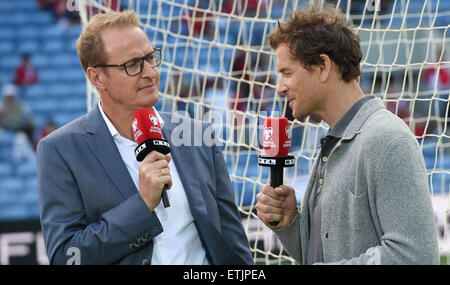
top-left (132, 108), bottom-right (163, 145)
top-left (262, 117), bottom-right (292, 157)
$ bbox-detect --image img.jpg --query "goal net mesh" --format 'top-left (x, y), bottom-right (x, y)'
top-left (79, 0), bottom-right (450, 264)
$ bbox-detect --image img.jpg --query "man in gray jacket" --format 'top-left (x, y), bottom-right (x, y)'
top-left (255, 6), bottom-right (439, 265)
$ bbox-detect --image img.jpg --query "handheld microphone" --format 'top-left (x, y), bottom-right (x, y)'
top-left (258, 117), bottom-right (295, 226)
top-left (132, 108), bottom-right (171, 208)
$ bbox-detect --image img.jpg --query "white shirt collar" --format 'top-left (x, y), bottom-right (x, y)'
top-left (97, 101), bottom-right (165, 141)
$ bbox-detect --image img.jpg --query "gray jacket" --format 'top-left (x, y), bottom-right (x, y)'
top-left (275, 98), bottom-right (440, 265)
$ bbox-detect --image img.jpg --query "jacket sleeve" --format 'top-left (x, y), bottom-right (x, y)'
top-left (273, 212), bottom-right (302, 264)
top-left (322, 136), bottom-right (440, 265)
top-left (211, 140), bottom-right (254, 264)
top-left (37, 138), bottom-right (163, 265)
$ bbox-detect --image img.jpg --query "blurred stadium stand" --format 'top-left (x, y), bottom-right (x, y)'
top-left (0, 0), bottom-right (85, 220)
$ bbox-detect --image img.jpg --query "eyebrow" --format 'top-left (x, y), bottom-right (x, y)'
top-left (278, 67), bottom-right (292, 73)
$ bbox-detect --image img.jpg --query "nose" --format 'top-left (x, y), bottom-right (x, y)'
top-left (277, 82), bottom-right (287, 96)
top-left (141, 60), bottom-right (158, 78)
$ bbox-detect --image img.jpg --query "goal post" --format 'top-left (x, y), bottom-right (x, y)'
top-left (78, 0), bottom-right (450, 264)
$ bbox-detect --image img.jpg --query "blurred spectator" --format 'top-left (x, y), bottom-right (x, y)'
top-left (35, 120), bottom-right (57, 147)
top-left (12, 126), bottom-right (36, 165)
top-left (13, 54), bottom-right (38, 87)
top-left (183, 5), bottom-right (215, 37)
top-left (38, 0), bottom-right (66, 20)
top-left (424, 49), bottom-right (450, 91)
top-left (223, 0), bottom-right (267, 17)
top-left (231, 82), bottom-right (250, 113)
top-left (423, 48), bottom-right (450, 129)
top-left (385, 77), bottom-right (426, 137)
top-left (0, 84), bottom-right (34, 133)
top-left (38, 0), bottom-right (81, 28)
top-left (231, 50), bottom-right (250, 113)
top-left (204, 77), bottom-right (227, 114)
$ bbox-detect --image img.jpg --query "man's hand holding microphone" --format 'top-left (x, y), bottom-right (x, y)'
top-left (256, 185), bottom-right (297, 229)
top-left (138, 151), bottom-right (172, 211)
top-left (132, 108), bottom-right (172, 211)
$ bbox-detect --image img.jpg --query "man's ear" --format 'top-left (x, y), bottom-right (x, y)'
top-left (86, 67), bottom-right (107, 91)
top-left (318, 54), bottom-right (333, 82)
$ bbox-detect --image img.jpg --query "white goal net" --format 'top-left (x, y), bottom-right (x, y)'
top-left (78, 0), bottom-right (450, 264)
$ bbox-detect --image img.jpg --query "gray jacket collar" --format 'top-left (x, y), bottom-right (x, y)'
top-left (340, 97), bottom-right (385, 141)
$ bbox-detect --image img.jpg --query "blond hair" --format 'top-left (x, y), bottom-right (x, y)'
top-left (76, 11), bottom-right (141, 72)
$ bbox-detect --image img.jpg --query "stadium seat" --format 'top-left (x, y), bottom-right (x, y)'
top-left (42, 26), bottom-right (65, 40)
top-left (59, 98), bottom-right (87, 113)
top-left (0, 1), bottom-right (16, 13)
top-left (46, 83), bottom-right (76, 97)
top-left (26, 205), bottom-right (41, 219)
top-left (16, 160), bottom-right (37, 177)
top-left (9, 12), bottom-right (32, 26)
top-left (42, 40), bottom-right (66, 53)
top-left (27, 11), bottom-right (54, 25)
top-left (61, 68), bottom-right (85, 81)
top-left (17, 25), bottom-right (44, 40)
top-left (53, 112), bottom-right (85, 127)
top-left (0, 70), bottom-right (14, 84)
top-left (0, 162), bottom-right (12, 177)
top-left (0, 54), bottom-right (21, 69)
top-left (14, 0), bottom-right (39, 11)
top-left (0, 177), bottom-right (23, 192)
top-left (22, 187), bottom-right (38, 204)
top-left (0, 204), bottom-right (30, 221)
top-left (38, 69), bottom-right (63, 83)
top-left (30, 99), bottom-right (59, 114)
top-left (64, 25), bottom-right (82, 41)
top-left (24, 176), bottom-right (38, 190)
top-left (18, 40), bottom-right (40, 54)
top-left (0, 147), bottom-right (11, 162)
top-left (24, 84), bottom-right (47, 98)
top-left (0, 41), bottom-right (14, 54)
top-left (72, 82), bottom-right (87, 97)
top-left (0, 27), bottom-right (15, 41)
top-left (0, 130), bottom-right (15, 148)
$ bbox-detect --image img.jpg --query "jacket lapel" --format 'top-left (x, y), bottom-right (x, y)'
top-left (85, 105), bottom-right (138, 199)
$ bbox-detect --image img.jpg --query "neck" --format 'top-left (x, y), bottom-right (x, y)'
top-left (318, 80), bottom-right (365, 129)
top-left (99, 101), bottom-right (135, 140)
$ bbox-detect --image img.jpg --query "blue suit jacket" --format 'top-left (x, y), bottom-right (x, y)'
top-left (37, 105), bottom-right (253, 265)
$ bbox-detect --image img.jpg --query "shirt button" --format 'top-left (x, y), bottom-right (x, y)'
top-left (322, 156), bottom-right (328, 162)
top-left (142, 259), bottom-right (151, 265)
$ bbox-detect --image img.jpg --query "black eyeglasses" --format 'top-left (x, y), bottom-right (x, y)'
top-left (94, 48), bottom-right (161, 76)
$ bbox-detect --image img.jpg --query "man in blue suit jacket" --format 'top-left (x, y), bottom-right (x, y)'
top-left (37, 11), bottom-right (253, 265)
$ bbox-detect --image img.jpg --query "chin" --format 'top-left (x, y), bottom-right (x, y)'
top-left (141, 92), bottom-right (159, 107)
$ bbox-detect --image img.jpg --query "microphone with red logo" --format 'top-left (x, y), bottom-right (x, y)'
top-left (259, 117), bottom-right (295, 226)
top-left (132, 108), bottom-right (171, 208)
